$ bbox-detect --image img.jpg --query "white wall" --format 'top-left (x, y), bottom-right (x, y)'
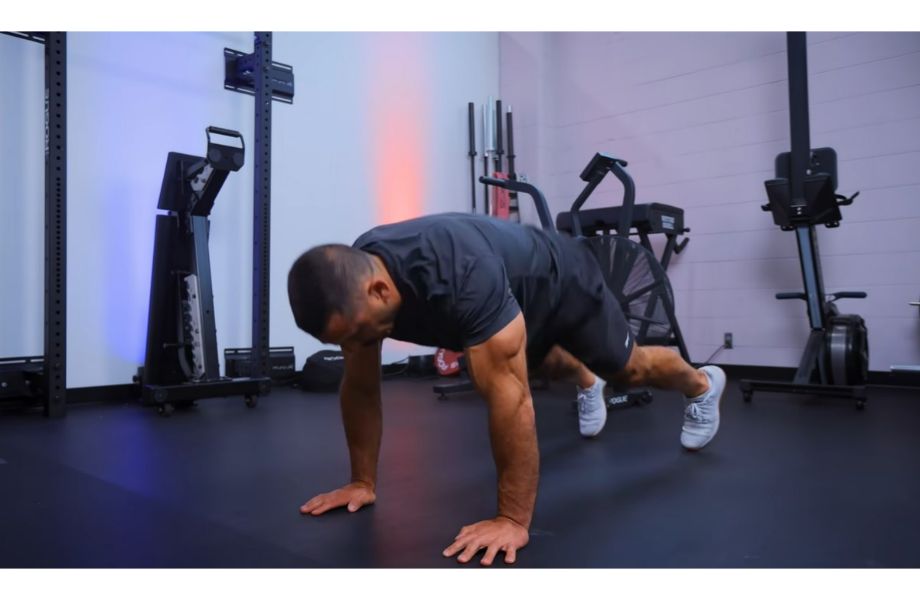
top-left (13, 31), bottom-right (913, 385)
top-left (500, 32), bottom-right (920, 371)
top-left (1, 36), bottom-right (45, 360)
top-left (1, 32), bottom-right (498, 388)
top-left (273, 33), bottom-right (499, 366)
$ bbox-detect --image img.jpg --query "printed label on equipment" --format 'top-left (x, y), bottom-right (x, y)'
top-left (661, 215), bottom-right (675, 231)
top-left (608, 394), bottom-right (629, 406)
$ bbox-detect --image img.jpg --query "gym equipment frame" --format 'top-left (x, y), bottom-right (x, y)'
top-left (0, 32), bottom-right (68, 417)
top-left (224, 32), bottom-right (295, 382)
top-left (739, 33), bottom-right (869, 409)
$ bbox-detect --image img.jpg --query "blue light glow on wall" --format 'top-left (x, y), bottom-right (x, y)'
top-left (67, 32), bottom-right (252, 383)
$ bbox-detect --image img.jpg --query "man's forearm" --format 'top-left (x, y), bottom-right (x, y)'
top-left (488, 393), bottom-right (539, 529)
top-left (340, 380), bottom-right (382, 488)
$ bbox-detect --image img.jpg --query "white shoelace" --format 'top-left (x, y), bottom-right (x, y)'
top-left (685, 401), bottom-right (705, 423)
top-left (577, 387), bottom-right (601, 414)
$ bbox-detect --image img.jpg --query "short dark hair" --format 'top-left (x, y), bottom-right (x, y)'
top-left (287, 244), bottom-right (375, 338)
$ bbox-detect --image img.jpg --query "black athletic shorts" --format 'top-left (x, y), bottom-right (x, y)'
top-left (525, 235), bottom-right (635, 376)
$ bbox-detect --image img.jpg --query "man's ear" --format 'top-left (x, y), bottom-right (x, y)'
top-left (369, 278), bottom-right (391, 303)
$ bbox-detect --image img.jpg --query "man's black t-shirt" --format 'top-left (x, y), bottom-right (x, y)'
top-left (353, 213), bottom-right (571, 351)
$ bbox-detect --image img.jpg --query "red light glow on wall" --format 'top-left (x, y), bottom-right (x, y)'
top-left (368, 35), bottom-right (429, 225)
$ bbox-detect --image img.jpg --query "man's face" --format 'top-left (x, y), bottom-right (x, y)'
top-left (316, 272), bottom-right (398, 349)
top-left (319, 303), bottom-right (394, 349)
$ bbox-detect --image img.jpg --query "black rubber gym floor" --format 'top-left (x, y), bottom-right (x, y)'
top-left (1, 376), bottom-right (918, 568)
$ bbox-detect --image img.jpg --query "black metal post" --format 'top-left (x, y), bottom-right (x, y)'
top-left (467, 102), bottom-right (477, 213)
top-left (797, 226), bottom-right (827, 331)
top-left (569, 176), bottom-right (605, 238)
top-left (787, 32), bottom-right (827, 331)
top-left (505, 107), bottom-right (516, 178)
top-left (251, 32), bottom-right (272, 380)
top-left (44, 32), bottom-right (67, 417)
top-left (482, 103), bottom-right (491, 215)
top-left (494, 99), bottom-right (504, 174)
top-left (611, 163), bottom-right (637, 238)
top-left (505, 106), bottom-right (519, 221)
top-left (786, 32), bottom-right (811, 210)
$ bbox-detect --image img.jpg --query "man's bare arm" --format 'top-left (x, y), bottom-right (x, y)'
top-left (340, 341), bottom-right (383, 489)
top-left (442, 313), bottom-right (535, 564)
top-left (466, 313), bottom-right (538, 529)
top-left (300, 341), bottom-right (381, 516)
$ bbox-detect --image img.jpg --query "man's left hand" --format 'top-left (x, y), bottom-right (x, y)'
top-left (442, 516), bottom-right (529, 566)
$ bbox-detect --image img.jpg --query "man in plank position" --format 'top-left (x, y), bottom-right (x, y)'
top-left (287, 212), bottom-right (725, 566)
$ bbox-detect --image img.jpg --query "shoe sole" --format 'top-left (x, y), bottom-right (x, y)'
top-left (580, 418), bottom-right (606, 438)
top-left (579, 403), bottom-right (607, 438)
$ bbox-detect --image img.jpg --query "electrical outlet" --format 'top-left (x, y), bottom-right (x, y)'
top-left (724, 332), bottom-right (733, 349)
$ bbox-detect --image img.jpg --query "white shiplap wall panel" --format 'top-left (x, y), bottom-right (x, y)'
top-left (501, 32), bottom-right (920, 371)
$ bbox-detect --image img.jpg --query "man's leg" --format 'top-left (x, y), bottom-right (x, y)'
top-left (599, 344), bottom-right (725, 450)
top-left (538, 345), bottom-right (596, 389)
top-left (605, 345), bottom-right (708, 398)
top-left (541, 342), bottom-right (710, 399)
top-left (538, 346), bottom-right (607, 438)
top-left (550, 236), bottom-right (724, 448)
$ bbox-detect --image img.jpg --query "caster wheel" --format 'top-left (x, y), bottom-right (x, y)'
top-left (856, 399), bottom-right (866, 411)
top-left (157, 403), bottom-right (175, 417)
top-left (742, 391), bottom-right (753, 403)
top-left (245, 395), bottom-right (259, 409)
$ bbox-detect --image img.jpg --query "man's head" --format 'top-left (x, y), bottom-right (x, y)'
top-left (287, 244), bottom-right (400, 347)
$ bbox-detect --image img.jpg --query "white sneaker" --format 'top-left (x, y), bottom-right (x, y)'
top-left (680, 366), bottom-right (725, 450)
top-left (576, 377), bottom-right (607, 438)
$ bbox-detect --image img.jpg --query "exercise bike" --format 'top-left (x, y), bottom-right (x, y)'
top-left (557, 153), bottom-right (691, 409)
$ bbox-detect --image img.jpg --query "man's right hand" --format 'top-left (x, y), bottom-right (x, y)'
top-left (300, 482), bottom-right (376, 515)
